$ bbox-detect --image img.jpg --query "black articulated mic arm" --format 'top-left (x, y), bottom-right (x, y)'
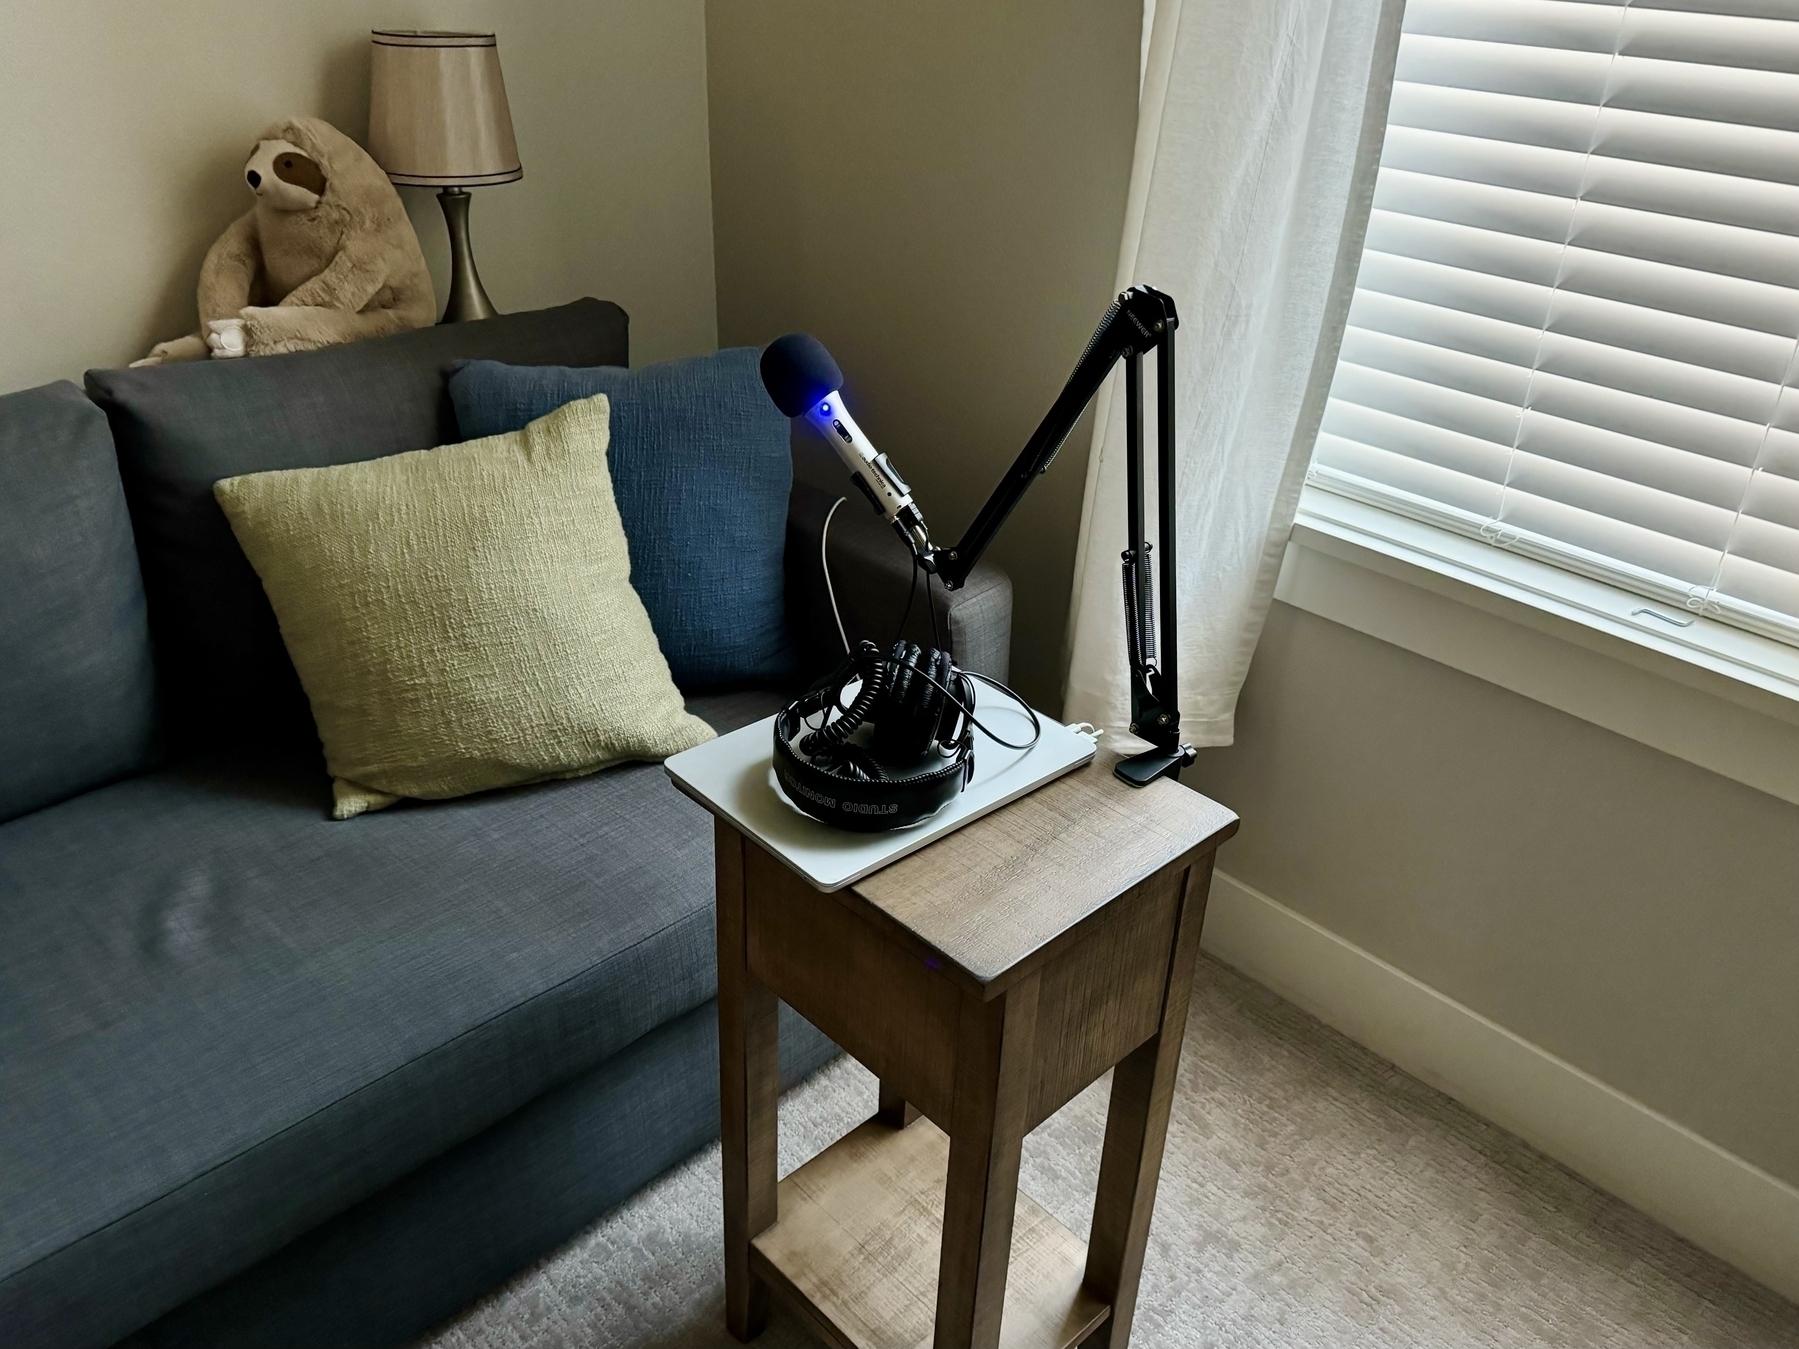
top-left (759, 285), bottom-right (1195, 787)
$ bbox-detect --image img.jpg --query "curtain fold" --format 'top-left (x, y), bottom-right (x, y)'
top-left (1063, 0), bottom-right (1405, 743)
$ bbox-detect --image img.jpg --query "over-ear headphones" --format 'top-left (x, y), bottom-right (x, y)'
top-left (774, 639), bottom-right (977, 831)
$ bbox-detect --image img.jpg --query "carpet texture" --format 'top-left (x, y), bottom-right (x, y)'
top-left (417, 958), bottom-right (1799, 1348)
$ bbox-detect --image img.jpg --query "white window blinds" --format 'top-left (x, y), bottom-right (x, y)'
top-left (1310, 0), bottom-right (1799, 645)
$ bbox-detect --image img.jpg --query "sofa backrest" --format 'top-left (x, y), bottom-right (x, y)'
top-left (85, 300), bottom-right (629, 751)
top-left (0, 382), bottom-right (160, 821)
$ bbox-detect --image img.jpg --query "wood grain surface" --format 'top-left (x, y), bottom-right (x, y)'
top-left (1024, 866), bottom-right (1184, 1132)
top-left (1080, 855), bottom-right (1213, 1348)
top-left (718, 820), bottom-right (781, 1339)
top-left (752, 1116), bottom-right (1110, 1349)
top-left (746, 843), bottom-right (963, 1127)
top-left (936, 977), bottom-right (1040, 1348)
top-left (847, 750), bottom-right (1236, 998)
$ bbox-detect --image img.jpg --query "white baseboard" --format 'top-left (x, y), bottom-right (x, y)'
top-left (1200, 869), bottom-right (1799, 1305)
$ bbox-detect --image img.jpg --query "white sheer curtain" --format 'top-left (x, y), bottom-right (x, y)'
top-left (1063, 0), bottom-right (1404, 743)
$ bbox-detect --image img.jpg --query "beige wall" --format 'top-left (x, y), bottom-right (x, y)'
top-left (1189, 602), bottom-right (1799, 1189)
top-left (705, 0), bottom-right (1140, 710)
top-left (0, 1), bottom-right (716, 393)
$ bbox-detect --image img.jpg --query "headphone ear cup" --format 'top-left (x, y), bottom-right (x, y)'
top-left (924, 649), bottom-right (954, 748)
top-left (873, 642), bottom-right (921, 761)
top-left (904, 647), bottom-right (938, 754)
top-left (885, 641), bottom-right (920, 716)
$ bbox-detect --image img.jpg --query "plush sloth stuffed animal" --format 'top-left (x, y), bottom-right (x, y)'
top-left (135, 118), bottom-right (434, 365)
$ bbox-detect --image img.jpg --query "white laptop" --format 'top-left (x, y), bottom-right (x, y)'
top-left (665, 680), bottom-right (1098, 892)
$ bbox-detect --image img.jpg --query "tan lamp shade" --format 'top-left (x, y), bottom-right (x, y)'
top-left (368, 31), bottom-right (522, 187)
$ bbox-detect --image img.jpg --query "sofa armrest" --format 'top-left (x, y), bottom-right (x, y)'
top-left (786, 479), bottom-right (1013, 685)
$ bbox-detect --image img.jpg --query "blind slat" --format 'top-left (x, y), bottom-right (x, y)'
top-left (1557, 246), bottom-right (1799, 336)
top-left (1364, 211), bottom-right (1567, 284)
top-left (1404, 0), bottom-right (1626, 53)
top-left (1594, 107), bottom-right (1799, 188)
top-left (1390, 83), bottom-right (1605, 151)
top-left (1502, 450), bottom-right (1739, 554)
top-left (1376, 167), bottom-right (1580, 242)
top-left (1580, 153), bottom-right (1799, 237)
top-left (1381, 125), bottom-right (1591, 196)
top-left (1348, 290), bottom-right (1546, 369)
top-left (1322, 398), bottom-right (1517, 481)
top-left (1544, 286), bottom-right (1795, 383)
top-left (1497, 485), bottom-right (1724, 583)
top-left (1620, 6), bottom-right (1799, 74)
top-left (1315, 434), bottom-right (1509, 516)
top-left (1568, 200), bottom-right (1799, 290)
top-left (1533, 328), bottom-right (1781, 424)
top-left (1606, 56), bottom-right (1799, 131)
top-left (1356, 250), bottom-right (1557, 327)
top-left (1515, 408), bottom-right (1753, 508)
top-left (1397, 36), bottom-right (1616, 103)
top-left (1523, 369), bottom-right (1769, 464)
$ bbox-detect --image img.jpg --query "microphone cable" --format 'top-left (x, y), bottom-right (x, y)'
top-left (821, 495), bottom-right (851, 655)
top-left (814, 494), bottom-right (1041, 755)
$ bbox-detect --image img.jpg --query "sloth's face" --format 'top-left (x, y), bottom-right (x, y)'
top-left (244, 139), bottom-right (326, 211)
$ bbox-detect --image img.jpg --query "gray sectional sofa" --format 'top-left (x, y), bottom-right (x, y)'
top-left (0, 300), bottom-right (1011, 1348)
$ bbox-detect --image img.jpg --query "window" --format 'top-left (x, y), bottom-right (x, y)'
top-left (1310, 0), bottom-right (1799, 648)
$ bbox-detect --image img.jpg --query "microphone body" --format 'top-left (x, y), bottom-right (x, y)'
top-left (761, 335), bottom-right (934, 560)
top-left (804, 394), bottom-right (932, 556)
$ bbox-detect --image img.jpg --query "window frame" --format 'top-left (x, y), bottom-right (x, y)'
top-left (1283, 482), bottom-right (1799, 806)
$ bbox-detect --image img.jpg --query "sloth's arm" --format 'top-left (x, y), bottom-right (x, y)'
top-left (197, 212), bottom-right (262, 324)
top-left (278, 241), bottom-right (388, 313)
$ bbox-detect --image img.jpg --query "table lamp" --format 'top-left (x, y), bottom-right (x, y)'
top-left (368, 30), bottom-right (522, 323)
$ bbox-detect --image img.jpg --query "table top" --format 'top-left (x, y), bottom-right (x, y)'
top-left (664, 681), bottom-right (1101, 892)
top-left (678, 698), bottom-right (1240, 1000)
top-left (845, 746), bottom-right (1238, 998)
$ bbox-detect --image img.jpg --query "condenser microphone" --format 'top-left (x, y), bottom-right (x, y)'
top-left (760, 334), bottom-right (933, 559)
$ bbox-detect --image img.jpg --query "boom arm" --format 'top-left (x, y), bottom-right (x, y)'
top-left (925, 287), bottom-right (1176, 590)
top-left (906, 285), bottom-right (1193, 786)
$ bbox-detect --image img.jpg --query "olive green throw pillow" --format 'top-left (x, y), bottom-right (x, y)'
top-left (214, 393), bottom-right (714, 819)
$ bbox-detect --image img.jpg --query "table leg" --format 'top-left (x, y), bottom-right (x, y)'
top-left (877, 1078), bottom-right (921, 1128)
top-left (1081, 856), bottom-right (1212, 1348)
top-left (934, 973), bottom-right (1041, 1349)
top-left (718, 821), bottom-right (780, 1341)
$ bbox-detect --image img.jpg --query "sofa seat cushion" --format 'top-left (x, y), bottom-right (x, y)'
top-left (0, 689), bottom-right (783, 1349)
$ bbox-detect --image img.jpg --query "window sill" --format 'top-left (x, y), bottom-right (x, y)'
top-left (1279, 486), bottom-right (1799, 806)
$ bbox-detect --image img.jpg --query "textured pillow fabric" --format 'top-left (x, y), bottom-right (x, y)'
top-left (213, 393), bottom-right (713, 818)
top-left (448, 348), bottom-right (793, 687)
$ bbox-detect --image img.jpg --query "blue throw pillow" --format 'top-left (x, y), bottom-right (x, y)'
top-left (449, 349), bottom-right (792, 687)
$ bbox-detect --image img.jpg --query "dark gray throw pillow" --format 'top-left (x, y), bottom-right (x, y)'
top-left (0, 381), bottom-right (159, 820)
top-left (85, 299), bottom-right (629, 750)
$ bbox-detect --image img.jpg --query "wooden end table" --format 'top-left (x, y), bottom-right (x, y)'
top-left (712, 747), bottom-right (1237, 1349)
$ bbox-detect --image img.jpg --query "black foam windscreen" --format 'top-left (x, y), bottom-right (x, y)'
top-left (760, 333), bottom-right (843, 418)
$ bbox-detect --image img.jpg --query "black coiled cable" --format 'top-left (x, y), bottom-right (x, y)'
top-left (798, 641), bottom-right (891, 780)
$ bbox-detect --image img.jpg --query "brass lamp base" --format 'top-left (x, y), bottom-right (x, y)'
top-left (438, 188), bottom-right (498, 323)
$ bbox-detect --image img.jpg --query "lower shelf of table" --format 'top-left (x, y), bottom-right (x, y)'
top-left (750, 1114), bottom-right (1110, 1349)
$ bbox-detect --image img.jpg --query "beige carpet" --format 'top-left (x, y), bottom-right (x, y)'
top-left (419, 957), bottom-right (1799, 1348)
